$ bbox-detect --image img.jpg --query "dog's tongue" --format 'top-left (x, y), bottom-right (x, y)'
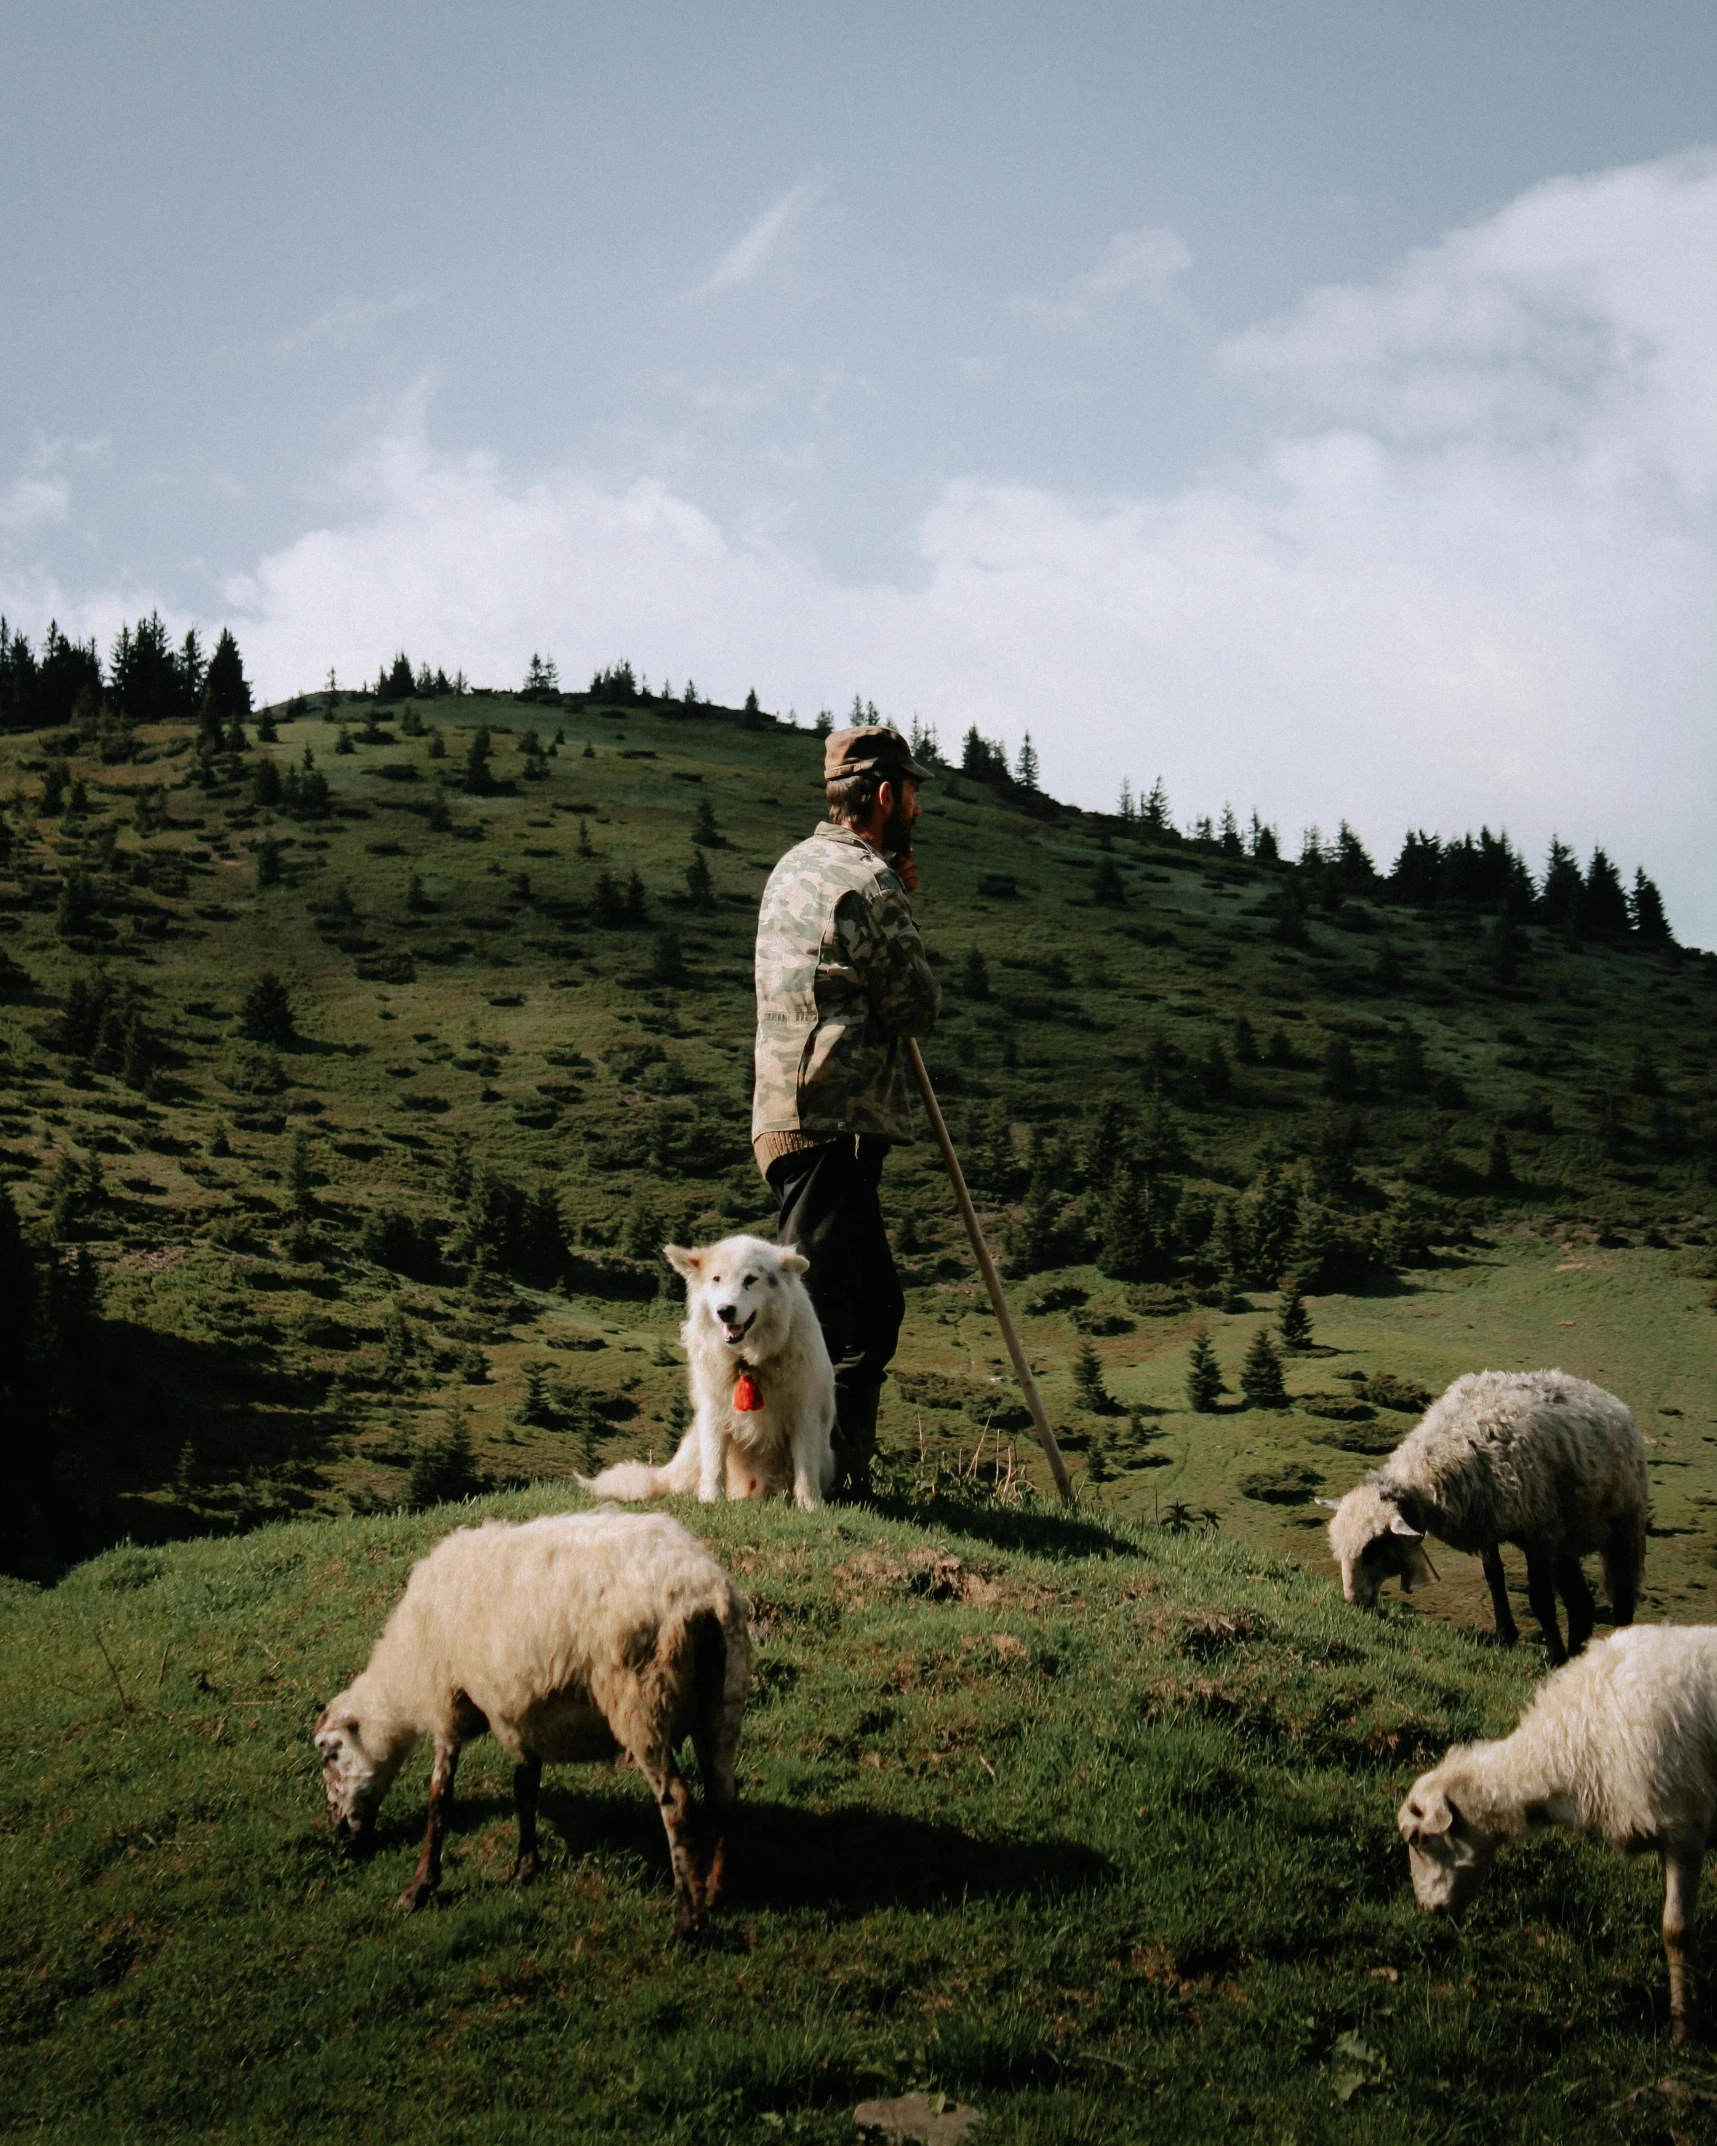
top-left (732, 1371), bottom-right (763, 1412)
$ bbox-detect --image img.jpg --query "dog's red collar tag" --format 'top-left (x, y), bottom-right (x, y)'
top-left (732, 1371), bottom-right (763, 1412)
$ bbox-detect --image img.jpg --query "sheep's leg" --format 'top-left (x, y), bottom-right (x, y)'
top-left (399, 1741), bottom-right (460, 1912)
top-left (1481, 1545), bottom-right (1519, 1647)
top-left (1663, 1847), bottom-right (1702, 2046)
top-left (1606, 1519), bottom-right (1641, 1627)
top-left (510, 1755), bottom-right (542, 1885)
top-left (1523, 1544), bottom-right (1567, 1666)
top-left (640, 1752), bottom-right (706, 1938)
top-left (691, 1721), bottom-right (737, 1910)
top-left (1556, 1551), bottom-right (1595, 1656)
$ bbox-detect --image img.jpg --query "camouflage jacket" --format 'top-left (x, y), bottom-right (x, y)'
top-left (752, 822), bottom-right (941, 1144)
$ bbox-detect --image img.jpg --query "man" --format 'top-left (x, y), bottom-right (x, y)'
top-left (752, 723), bottom-right (941, 1496)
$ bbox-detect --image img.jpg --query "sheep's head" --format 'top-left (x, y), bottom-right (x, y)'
top-left (1398, 1770), bottom-right (1497, 1914)
top-left (313, 1687), bottom-right (405, 1847)
top-left (1320, 1479), bottom-right (1439, 1608)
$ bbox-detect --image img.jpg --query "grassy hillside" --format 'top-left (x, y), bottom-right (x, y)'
top-left (5, 1486), bottom-right (1713, 2145)
top-left (2, 678), bottom-right (1716, 1624)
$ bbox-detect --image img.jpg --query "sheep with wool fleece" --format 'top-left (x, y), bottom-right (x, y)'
top-left (313, 1510), bottom-right (749, 1934)
top-left (1400, 1624), bottom-right (1717, 2044)
top-left (1323, 1369), bottom-right (1646, 1663)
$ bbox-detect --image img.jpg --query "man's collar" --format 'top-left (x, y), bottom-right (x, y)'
top-left (813, 821), bottom-right (882, 856)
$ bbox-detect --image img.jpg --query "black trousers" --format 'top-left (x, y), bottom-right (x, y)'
top-left (767, 1136), bottom-right (905, 1401)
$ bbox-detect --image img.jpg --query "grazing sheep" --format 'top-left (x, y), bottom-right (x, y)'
top-left (313, 1510), bottom-right (749, 1934)
top-left (1322, 1369), bottom-right (1647, 1663)
top-left (1399, 1624), bottom-right (1717, 2045)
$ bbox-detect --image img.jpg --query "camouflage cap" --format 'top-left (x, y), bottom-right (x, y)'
top-left (823, 724), bottom-right (932, 785)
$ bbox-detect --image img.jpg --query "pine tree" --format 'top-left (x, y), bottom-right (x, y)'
top-left (1006, 1167), bottom-right (1061, 1276)
top-left (1277, 1279), bottom-right (1313, 1351)
top-left (624, 871), bottom-right (648, 924)
top-left (1092, 859), bottom-right (1125, 906)
top-left (1015, 732), bottom-right (1039, 790)
top-left (520, 1360), bottom-right (554, 1425)
top-left (1631, 868), bottom-right (1673, 942)
top-left (1098, 1165), bottom-right (1156, 1281)
top-left (237, 971), bottom-right (294, 1045)
top-left (1484, 909), bottom-right (1524, 986)
top-left (1186, 1331), bottom-right (1222, 1413)
top-left (1487, 1128), bottom-right (1515, 1190)
top-left (1219, 804), bottom-right (1242, 857)
top-left (202, 628), bottom-right (252, 724)
top-left (382, 1301), bottom-right (413, 1382)
top-left (1580, 846), bottom-right (1631, 937)
top-left (685, 850), bottom-right (714, 907)
top-left (1117, 777), bottom-right (1134, 822)
top-left (1321, 1035), bottom-right (1358, 1100)
top-left (462, 725), bottom-right (494, 795)
top-left (961, 946), bottom-right (990, 999)
top-left (1140, 777), bottom-right (1171, 834)
top-left (287, 1131), bottom-right (316, 1218)
top-left (1072, 1340), bottom-right (1114, 1414)
top-left (1389, 1026), bottom-right (1428, 1092)
top-left (1540, 837), bottom-right (1583, 928)
top-left (620, 1186), bottom-right (661, 1262)
top-left (255, 835), bottom-right (283, 888)
top-left (1240, 1329), bottom-right (1287, 1408)
top-left (1232, 1014), bottom-right (1259, 1066)
top-left (652, 928), bottom-right (686, 984)
top-left (427, 787), bottom-right (451, 832)
top-left (692, 796), bottom-right (720, 846)
top-left (406, 871), bottom-right (428, 913)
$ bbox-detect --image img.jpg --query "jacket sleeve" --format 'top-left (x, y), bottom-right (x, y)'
top-left (833, 881), bottom-right (941, 1037)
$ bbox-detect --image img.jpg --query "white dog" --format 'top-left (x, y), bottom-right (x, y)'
top-left (581, 1234), bottom-right (836, 1512)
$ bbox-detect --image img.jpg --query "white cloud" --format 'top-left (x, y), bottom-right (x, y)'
top-left (275, 291), bottom-right (425, 357)
top-left (688, 177), bottom-right (823, 300)
top-left (0, 476), bottom-right (70, 534)
top-left (22, 153), bottom-right (1713, 942)
top-left (1017, 224), bottom-right (1193, 331)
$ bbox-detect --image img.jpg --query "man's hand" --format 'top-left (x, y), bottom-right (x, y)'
top-left (889, 849), bottom-right (919, 895)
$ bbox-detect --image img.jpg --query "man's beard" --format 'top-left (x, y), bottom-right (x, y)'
top-left (882, 791), bottom-right (915, 855)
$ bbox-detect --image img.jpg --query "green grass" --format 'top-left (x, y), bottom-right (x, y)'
top-left (3, 683), bottom-right (1717, 1603)
top-left (6, 690), bottom-right (1717, 2135)
top-left (6, 1485), bottom-right (1713, 2144)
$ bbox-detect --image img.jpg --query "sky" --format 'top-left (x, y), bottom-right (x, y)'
top-left (3, 2), bottom-right (1714, 937)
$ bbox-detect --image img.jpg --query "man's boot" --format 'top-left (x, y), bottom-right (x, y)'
top-left (832, 1383), bottom-right (880, 1501)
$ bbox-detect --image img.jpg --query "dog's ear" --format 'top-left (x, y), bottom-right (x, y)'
top-left (775, 1249), bottom-right (810, 1278)
top-left (663, 1245), bottom-right (702, 1280)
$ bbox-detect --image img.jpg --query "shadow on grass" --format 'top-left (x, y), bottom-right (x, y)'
top-left (520, 1788), bottom-right (1113, 1915)
top-left (859, 1491), bottom-right (1136, 1561)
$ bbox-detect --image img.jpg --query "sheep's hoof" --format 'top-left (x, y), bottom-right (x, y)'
top-left (509, 1854), bottom-right (540, 1887)
top-left (397, 1880), bottom-right (434, 1912)
top-left (671, 1909), bottom-right (706, 1945)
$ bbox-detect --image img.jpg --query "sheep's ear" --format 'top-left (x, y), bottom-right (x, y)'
top-left (1313, 1496), bottom-right (1341, 1510)
top-left (1400, 1783), bottom-right (1455, 1842)
top-left (775, 1249), bottom-right (809, 1278)
top-left (1388, 1510), bottom-right (1423, 1539)
top-left (664, 1245), bottom-right (702, 1279)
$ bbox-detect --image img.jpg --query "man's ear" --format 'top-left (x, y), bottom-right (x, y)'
top-left (664, 1246), bottom-right (702, 1280)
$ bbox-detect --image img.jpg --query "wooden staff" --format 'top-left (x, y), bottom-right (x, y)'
top-left (907, 1038), bottom-right (1075, 1504)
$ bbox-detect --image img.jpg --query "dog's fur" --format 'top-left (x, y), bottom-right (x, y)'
top-left (581, 1234), bottom-right (836, 1512)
